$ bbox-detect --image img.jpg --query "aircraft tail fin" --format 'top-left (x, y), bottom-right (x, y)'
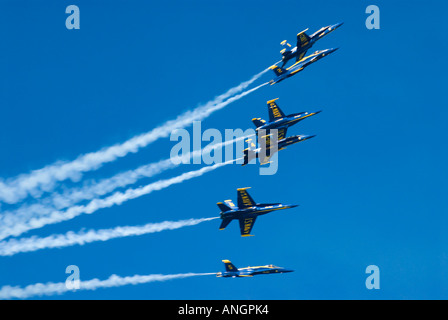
top-left (269, 65), bottom-right (287, 77)
top-left (280, 40), bottom-right (292, 56)
top-left (297, 29), bottom-right (311, 48)
top-left (222, 260), bottom-right (238, 272)
top-left (217, 202), bottom-right (232, 212)
top-left (242, 144), bottom-right (257, 166)
top-left (251, 118), bottom-right (265, 128)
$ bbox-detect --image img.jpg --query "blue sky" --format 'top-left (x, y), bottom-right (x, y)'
top-left (0, 0), bottom-right (447, 299)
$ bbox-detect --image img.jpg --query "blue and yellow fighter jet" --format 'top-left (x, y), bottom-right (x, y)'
top-left (217, 260), bottom-right (294, 278)
top-left (217, 188), bottom-right (298, 236)
top-left (269, 48), bottom-right (338, 85)
top-left (252, 98), bottom-right (321, 141)
top-left (279, 22), bottom-right (343, 67)
top-left (242, 132), bottom-right (315, 165)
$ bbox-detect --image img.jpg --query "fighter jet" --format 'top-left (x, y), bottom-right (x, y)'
top-left (252, 98), bottom-right (321, 141)
top-left (242, 125), bottom-right (315, 166)
top-left (217, 187), bottom-right (298, 236)
top-left (269, 48), bottom-right (338, 85)
top-left (217, 260), bottom-right (294, 278)
top-left (279, 22), bottom-right (343, 67)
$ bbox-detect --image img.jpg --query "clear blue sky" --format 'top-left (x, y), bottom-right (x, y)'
top-left (0, 0), bottom-right (447, 299)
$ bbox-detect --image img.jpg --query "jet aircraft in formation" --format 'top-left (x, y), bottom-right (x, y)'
top-left (269, 22), bottom-right (342, 85)
top-left (252, 98), bottom-right (321, 136)
top-left (217, 187), bottom-right (298, 237)
top-left (217, 260), bottom-right (293, 278)
top-left (215, 22), bottom-right (342, 279)
top-left (279, 22), bottom-right (343, 67)
top-left (269, 48), bottom-right (338, 85)
top-left (243, 98), bottom-right (319, 165)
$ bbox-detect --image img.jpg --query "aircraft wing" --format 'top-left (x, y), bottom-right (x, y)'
top-left (297, 30), bottom-right (311, 48)
top-left (237, 188), bottom-right (256, 208)
top-left (257, 132), bottom-right (280, 165)
top-left (259, 133), bottom-right (272, 149)
top-left (239, 217), bottom-right (257, 237)
top-left (296, 50), bottom-right (307, 62)
top-left (277, 127), bottom-right (287, 140)
top-left (267, 99), bottom-right (286, 122)
top-left (258, 154), bottom-right (273, 166)
top-left (258, 128), bottom-right (285, 147)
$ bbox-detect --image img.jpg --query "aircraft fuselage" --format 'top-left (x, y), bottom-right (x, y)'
top-left (281, 22), bottom-right (343, 66)
top-left (271, 48), bottom-right (338, 85)
top-left (220, 203), bottom-right (296, 221)
top-left (217, 266), bottom-right (294, 278)
top-left (254, 134), bottom-right (316, 156)
top-left (256, 112), bottom-right (320, 133)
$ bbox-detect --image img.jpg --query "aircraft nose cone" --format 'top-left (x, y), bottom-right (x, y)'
top-left (333, 22), bottom-right (344, 29)
top-left (288, 204), bottom-right (299, 209)
top-left (329, 47), bottom-right (339, 54)
top-left (282, 269), bottom-right (294, 273)
top-left (302, 134), bottom-right (316, 140)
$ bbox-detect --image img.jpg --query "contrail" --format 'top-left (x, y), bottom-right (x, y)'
top-left (0, 217), bottom-right (218, 256)
top-left (0, 135), bottom-right (248, 234)
top-left (0, 272), bottom-right (215, 299)
top-left (0, 160), bottom-right (235, 240)
top-left (0, 70), bottom-right (268, 205)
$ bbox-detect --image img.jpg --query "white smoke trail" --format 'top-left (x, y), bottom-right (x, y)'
top-left (0, 160), bottom-right (235, 240)
top-left (0, 70), bottom-right (268, 204)
top-left (0, 217), bottom-right (218, 256)
top-left (0, 135), bottom-right (248, 234)
top-left (0, 272), bottom-right (215, 299)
